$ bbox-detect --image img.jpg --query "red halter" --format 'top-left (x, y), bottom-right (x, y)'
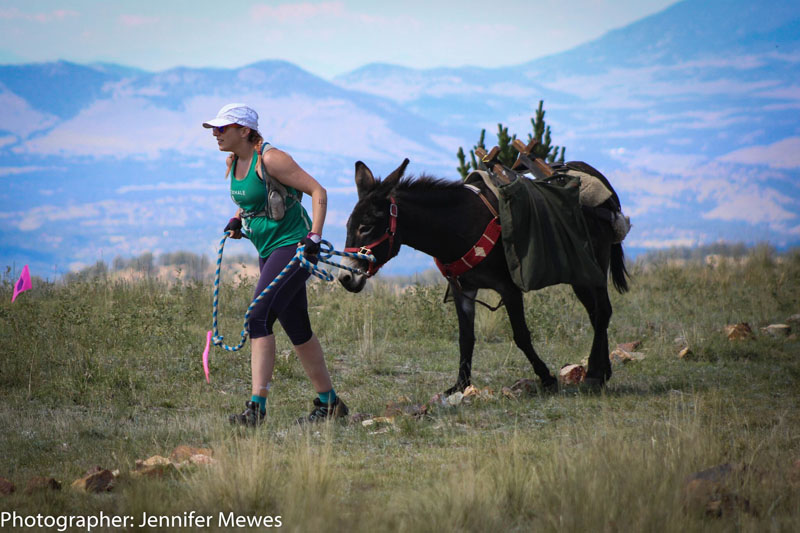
top-left (344, 197), bottom-right (399, 277)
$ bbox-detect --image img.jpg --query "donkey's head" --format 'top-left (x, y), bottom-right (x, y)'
top-left (337, 158), bottom-right (410, 293)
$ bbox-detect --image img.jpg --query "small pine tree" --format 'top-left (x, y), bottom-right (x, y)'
top-left (456, 100), bottom-right (566, 179)
top-left (495, 123), bottom-right (516, 167)
top-left (528, 100), bottom-right (565, 163)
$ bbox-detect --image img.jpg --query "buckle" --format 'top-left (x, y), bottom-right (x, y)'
top-left (389, 203), bottom-right (398, 217)
top-left (358, 247), bottom-right (371, 256)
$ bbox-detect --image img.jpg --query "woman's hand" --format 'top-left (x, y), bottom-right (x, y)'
top-left (224, 217), bottom-right (243, 239)
top-left (299, 232), bottom-right (321, 259)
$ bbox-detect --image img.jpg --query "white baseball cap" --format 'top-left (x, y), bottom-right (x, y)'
top-left (202, 103), bottom-right (259, 131)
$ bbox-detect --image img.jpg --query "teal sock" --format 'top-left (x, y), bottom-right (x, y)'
top-left (251, 395), bottom-right (267, 414)
top-left (318, 389), bottom-right (337, 405)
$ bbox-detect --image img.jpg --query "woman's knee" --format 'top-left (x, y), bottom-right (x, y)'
top-left (249, 310), bottom-right (277, 339)
top-left (283, 314), bottom-right (313, 345)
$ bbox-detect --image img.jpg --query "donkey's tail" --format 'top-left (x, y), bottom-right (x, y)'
top-left (610, 242), bottom-right (629, 293)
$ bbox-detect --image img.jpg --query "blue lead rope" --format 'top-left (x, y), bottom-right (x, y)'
top-left (211, 233), bottom-right (375, 352)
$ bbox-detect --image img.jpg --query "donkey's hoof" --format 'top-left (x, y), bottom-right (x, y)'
top-left (581, 377), bottom-right (607, 393)
top-left (444, 384), bottom-right (467, 396)
top-left (541, 377), bottom-right (559, 394)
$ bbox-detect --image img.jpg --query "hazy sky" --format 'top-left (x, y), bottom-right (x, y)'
top-left (0, 0), bottom-right (681, 78)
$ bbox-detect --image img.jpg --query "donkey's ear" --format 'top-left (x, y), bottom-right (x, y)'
top-left (383, 158), bottom-right (410, 189)
top-left (354, 161), bottom-right (375, 199)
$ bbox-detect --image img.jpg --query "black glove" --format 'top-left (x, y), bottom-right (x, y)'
top-left (224, 217), bottom-right (242, 238)
top-left (300, 233), bottom-right (321, 258)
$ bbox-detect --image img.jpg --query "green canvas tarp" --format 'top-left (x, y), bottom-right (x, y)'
top-left (496, 175), bottom-right (606, 291)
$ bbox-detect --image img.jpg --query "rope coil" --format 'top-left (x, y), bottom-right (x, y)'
top-left (211, 233), bottom-right (375, 352)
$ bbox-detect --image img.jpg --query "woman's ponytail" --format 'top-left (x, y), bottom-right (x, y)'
top-left (252, 130), bottom-right (264, 175)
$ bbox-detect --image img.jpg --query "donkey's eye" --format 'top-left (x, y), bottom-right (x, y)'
top-left (357, 224), bottom-right (374, 235)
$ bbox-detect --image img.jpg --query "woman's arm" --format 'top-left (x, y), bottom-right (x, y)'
top-left (262, 149), bottom-right (327, 235)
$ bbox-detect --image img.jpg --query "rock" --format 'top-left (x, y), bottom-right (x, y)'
top-left (682, 464), bottom-right (752, 517)
top-left (361, 416), bottom-right (395, 427)
top-left (500, 387), bottom-right (518, 399)
top-left (678, 346), bottom-right (694, 359)
top-left (71, 468), bottom-right (115, 493)
top-left (132, 462), bottom-right (178, 478)
top-left (462, 385), bottom-right (480, 398)
top-left (132, 456), bottom-right (181, 477)
top-left (169, 445), bottom-right (213, 463)
top-left (446, 392), bottom-right (464, 406)
top-left (616, 341), bottom-right (642, 352)
top-left (559, 364), bottom-right (586, 384)
top-left (609, 348), bottom-right (628, 362)
top-left (610, 348), bottom-right (646, 364)
top-left (760, 324), bottom-right (791, 337)
top-left (350, 412), bottom-right (373, 424)
top-left (23, 477), bottom-right (61, 494)
top-left (725, 323), bottom-right (754, 341)
top-left (188, 454), bottom-right (216, 466)
top-left (510, 378), bottom-right (537, 395)
top-left (462, 385), bottom-right (494, 401)
top-left (140, 455), bottom-right (171, 467)
top-left (0, 477), bottom-right (15, 495)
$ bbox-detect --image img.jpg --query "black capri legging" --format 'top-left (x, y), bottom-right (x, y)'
top-left (248, 244), bottom-right (314, 345)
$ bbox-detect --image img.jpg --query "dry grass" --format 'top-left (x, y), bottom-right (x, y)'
top-left (1, 248), bottom-right (799, 531)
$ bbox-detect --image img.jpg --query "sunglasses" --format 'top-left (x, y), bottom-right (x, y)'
top-left (212, 124), bottom-right (240, 134)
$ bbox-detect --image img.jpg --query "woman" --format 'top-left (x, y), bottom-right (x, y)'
top-left (203, 103), bottom-right (347, 426)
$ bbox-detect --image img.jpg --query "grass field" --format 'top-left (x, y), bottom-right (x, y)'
top-left (1, 248), bottom-right (799, 532)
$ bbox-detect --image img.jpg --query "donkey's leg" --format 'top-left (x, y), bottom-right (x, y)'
top-left (501, 286), bottom-right (557, 391)
top-left (446, 285), bottom-right (478, 394)
top-left (571, 285), bottom-right (613, 385)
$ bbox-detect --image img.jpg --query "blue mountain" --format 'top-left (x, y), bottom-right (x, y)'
top-left (523, 0), bottom-right (800, 71)
top-left (0, 60), bottom-right (132, 119)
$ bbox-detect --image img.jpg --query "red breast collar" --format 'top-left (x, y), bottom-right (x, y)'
top-left (434, 216), bottom-right (501, 280)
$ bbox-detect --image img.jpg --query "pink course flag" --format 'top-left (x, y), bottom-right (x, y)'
top-left (202, 330), bottom-right (212, 383)
top-left (11, 265), bottom-right (32, 303)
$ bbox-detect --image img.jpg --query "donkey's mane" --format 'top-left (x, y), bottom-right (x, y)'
top-left (376, 173), bottom-right (463, 194)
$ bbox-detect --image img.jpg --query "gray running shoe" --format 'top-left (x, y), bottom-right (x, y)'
top-left (229, 400), bottom-right (266, 427)
top-left (297, 397), bottom-right (349, 424)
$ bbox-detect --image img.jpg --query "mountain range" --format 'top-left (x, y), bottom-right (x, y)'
top-left (1, 0), bottom-right (798, 278)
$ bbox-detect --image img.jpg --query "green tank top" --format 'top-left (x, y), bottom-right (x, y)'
top-left (229, 151), bottom-right (311, 258)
